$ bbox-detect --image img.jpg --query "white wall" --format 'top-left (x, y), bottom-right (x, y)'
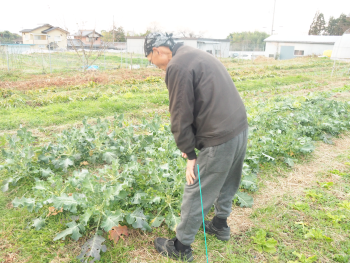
top-left (127, 38), bottom-right (230, 57)
top-left (265, 42), bottom-right (280, 58)
top-left (265, 42), bottom-right (335, 59)
top-left (179, 39), bottom-right (197, 48)
top-left (197, 42), bottom-right (230, 58)
top-left (219, 42), bottom-right (230, 58)
top-left (47, 29), bottom-right (68, 50)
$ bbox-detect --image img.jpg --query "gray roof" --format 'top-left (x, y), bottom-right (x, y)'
top-left (19, 24), bottom-right (68, 34)
top-left (20, 24), bottom-right (53, 33)
top-left (67, 39), bottom-right (85, 47)
top-left (42, 27), bottom-right (69, 34)
top-left (72, 30), bottom-right (102, 37)
top-left (264, 35), bottom-right (342, 44)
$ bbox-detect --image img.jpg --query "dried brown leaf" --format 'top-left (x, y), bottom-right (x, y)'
top-left (108, 225), bottom-right (128, 244)
top-left (47, 207), bottom-right (63, 217)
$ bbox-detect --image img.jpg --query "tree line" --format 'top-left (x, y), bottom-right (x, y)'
top-left (0, 31), bottom-right (21, 43)
top-left (308, 12), bottom-right (350, 35)
top-left (226, 31), bottom-right (269, 51)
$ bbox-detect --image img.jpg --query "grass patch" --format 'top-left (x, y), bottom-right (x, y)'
top-left (0, 91), bottom-right (169, 130)
top-left (235, 75), bottom-right (310, 92)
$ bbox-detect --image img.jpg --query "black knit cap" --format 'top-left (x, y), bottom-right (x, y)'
top-left (144, 32), bottom-right (176, 57)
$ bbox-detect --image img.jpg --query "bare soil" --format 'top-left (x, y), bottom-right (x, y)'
top-left (0, 69), bottom-right (165, 90)
top-left (227, 134), bottom-right (350, 235)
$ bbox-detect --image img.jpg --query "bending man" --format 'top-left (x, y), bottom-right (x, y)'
top-left (144, 32), bottom-right (248, 262)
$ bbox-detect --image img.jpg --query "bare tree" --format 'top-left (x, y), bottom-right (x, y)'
top-left (68, 27), bottom-right (108, 71)
top-left (176, 27), bottom-right (206, 38)
top-left (146, 21), bottom-right (164, 33)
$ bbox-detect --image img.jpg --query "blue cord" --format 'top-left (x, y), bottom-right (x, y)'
top-left (197, 164), bottom-right (209, 263)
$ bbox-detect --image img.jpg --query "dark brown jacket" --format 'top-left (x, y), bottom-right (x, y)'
top-left (165, 44), bottom-right (248, 160)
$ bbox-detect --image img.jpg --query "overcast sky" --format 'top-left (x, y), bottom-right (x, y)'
top-left (1, 0), bottom-right (349, 38)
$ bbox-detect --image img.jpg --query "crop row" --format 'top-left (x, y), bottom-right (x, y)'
top-left (1, 93), bottom-right (349, 260)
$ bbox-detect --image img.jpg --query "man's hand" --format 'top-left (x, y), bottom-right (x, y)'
top-left (182, 152), bottom-right (196, 184)
top-left (186, 159), bottom-right (197, 185)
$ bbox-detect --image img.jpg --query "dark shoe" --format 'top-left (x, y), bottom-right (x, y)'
top-left (154, 237), bottom-right (194, 262)
top-left (204, 220), bottom-right (231, 241)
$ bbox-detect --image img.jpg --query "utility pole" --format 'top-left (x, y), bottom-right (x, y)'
top-left (271, 0), bottom-right (277, 35)
top-left (113, 16), bottom-right (115, 44)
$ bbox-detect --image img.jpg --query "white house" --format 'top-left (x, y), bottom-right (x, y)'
top-left (20, 24), bottom-right (69, 50)
top-left (264, 35), bottom-right (342, 60)
top-left (126, 37), bottom-right (230, 58)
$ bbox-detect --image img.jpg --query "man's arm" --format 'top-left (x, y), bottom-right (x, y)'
top-left (166, 64), bottom-right (197, 160)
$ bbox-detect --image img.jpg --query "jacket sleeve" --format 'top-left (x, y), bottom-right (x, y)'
top-left (166, 64), bottom-right (197, 160)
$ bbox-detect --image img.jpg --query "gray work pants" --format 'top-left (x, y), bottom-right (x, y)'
top-left (176, 128), bottom-right (248, 245)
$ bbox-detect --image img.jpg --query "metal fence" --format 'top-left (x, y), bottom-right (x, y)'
top-left (0, 44), bottom-right (152, 74)
top-left (1, 44), bottom-right (349, 78)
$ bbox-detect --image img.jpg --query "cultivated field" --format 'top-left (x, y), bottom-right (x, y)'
top-left (0, 56), bottom-right (350, 263)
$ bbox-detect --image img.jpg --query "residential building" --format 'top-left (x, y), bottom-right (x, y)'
top-left (72, 30), bottom-right (103, 46)
top-left (264, 35), bottom-right (342, 60)
top-left (126, 37), bottom-right (230, 58)
top-left (20, 24), bottom-right (69, 50)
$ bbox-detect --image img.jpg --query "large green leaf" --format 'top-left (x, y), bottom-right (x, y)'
top-left (151, 216), bottom-right (165, 228)
top-left (165, 211), bottom-right (181, 231)
top-left (100, 210), bottom-right (124, 232)
top-left (131, 192), bottom-right (147, 204)
top-left (33, 181), bottom-right (47, 191)
top-left (53, 221), bottom-right (84, 241)
top-left (32, 217), bottom-right (45, 230)
top-left (126, 208), bottom-right (151, 231)
top-left (12, 197), bottom-right (37, 212)
top-left (102, 152), bottom-right (118, 164)
top-left (80, 209), bottom-right (93, 225)
top-left (300, 143), bottom-right (315, 153)
top-left (82, 178), bottom-right (96, 193)
top-left (40, 167), bottom-right (54, 177)
top-left (1, 177), bottom-right (13, 192)
top-left (284, 157), bottom-right (295, 167)
top-left (38, 155), bottom-right (51, 164)
top-left (77, 235), bottom-right (107, 263)
top-left (241, 174), bottom-right (257, 191)
top-left (59, 158), bottom-right (74, 172)
top-left (52, 194), bottom-right (79, 213)
top-left (235, 191), bottom-right (254, 208)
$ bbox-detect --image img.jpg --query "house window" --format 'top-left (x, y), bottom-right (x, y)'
top-left (206, 50), bottom-right (212, 54)
top-left (54, 36), bottom-right (62, 42)
top-left (34, 35), bottom-right (46, 40)
top-left (294, 50), bottom-right (304, 56)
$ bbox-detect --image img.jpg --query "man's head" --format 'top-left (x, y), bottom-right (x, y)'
top-left (144, 32), bottom-right (175, 70)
